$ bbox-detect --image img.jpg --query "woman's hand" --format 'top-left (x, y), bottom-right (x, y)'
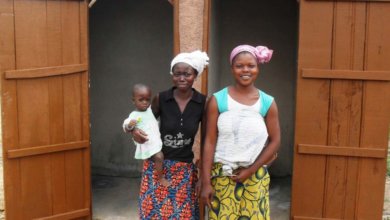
top-left (200, 182), bottom-right (214, 208)
top-left (265, 153), bottom-right (278, 166)
top-left (131, 128), bottom-right (148, 143)
top-left (195, 181), bottom-right (201, 198)
top-left (231, 167), bottom-right (253, 183)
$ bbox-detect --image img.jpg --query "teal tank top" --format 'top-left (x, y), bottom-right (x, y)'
top-left (213, 87), bottom-right (274, 117)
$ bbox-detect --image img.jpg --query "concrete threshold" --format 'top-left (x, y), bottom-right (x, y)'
top-left (92, 175), bottom-right (291, 220)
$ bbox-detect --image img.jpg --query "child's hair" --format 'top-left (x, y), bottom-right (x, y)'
top-left (132, 83), bottom-right (151, 97)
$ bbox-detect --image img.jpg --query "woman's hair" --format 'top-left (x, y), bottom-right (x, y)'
top-left (230, 45), bottom-right (273, 65)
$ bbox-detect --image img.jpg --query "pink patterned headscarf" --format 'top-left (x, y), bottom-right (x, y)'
top-left (230, 45), bottom-right (273, 64)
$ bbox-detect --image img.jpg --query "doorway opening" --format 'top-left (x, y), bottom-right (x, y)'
top-left (89, 0), bottom-right (299, 218)
top-left (89, 0), bottom-right (173, 219)
top-left (208, 0), bottom-right (298, 218)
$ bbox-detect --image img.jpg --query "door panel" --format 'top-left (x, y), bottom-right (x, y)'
top-left (292, 1), bottom-right (390, 219)
top-left (0, 0), bottom-right (91, 219)
top-left (292, 1), bottom-right (333, 217)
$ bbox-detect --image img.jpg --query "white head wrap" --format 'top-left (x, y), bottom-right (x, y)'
top-left (170, 50), bottom-right (209, 76)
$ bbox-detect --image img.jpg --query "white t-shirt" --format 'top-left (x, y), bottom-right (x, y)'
top-left (214, 95), bottom-right (269, 175)
top-left (123, 107), bottom-right (162, 160)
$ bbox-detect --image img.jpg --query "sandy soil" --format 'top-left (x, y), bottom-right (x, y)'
top-left (384, 176), bottom-right (390, 219)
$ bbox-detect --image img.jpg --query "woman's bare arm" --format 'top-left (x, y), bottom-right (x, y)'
top-left (200, 96), bottom-right (219, 207)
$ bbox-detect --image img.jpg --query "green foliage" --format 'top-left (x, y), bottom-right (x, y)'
top-left (387, 153), bottom-right (390, 177)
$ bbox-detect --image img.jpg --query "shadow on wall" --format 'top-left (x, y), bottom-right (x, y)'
top-left (92, 133), bottom-right (142, 178)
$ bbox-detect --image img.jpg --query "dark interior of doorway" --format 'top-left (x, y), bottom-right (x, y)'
top-left (207, 0), bottom-right (299, 219)
top-left (89, 0), bottom-right (173, 219)
top-left (89, 0), bottom-right (298, 219)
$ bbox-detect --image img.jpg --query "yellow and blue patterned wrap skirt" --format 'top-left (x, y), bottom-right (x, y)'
top-left (209, 163), bottom-right (270, 220)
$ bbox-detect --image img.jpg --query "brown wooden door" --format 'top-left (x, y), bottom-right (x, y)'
top-left (291, 0), bottom-right (390, 219)
top-left (0, 0), bottom-right (91, 219)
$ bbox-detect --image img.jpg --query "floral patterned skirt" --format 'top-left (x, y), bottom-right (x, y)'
top-left (208, 163), bottom-right (270, 220)
top-left (138, 159), bottom-right (199, 220)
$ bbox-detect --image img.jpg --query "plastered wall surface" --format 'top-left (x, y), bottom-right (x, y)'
top-left (209, 0), bottom-right (298, 176)
top-left (90, 0), bottom-right (173, 176)
top-left (179, 0), bottom-right (204, 53)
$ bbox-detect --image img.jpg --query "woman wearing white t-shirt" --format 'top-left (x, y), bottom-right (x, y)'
top-left (201, 45), bottom-right (281, 220)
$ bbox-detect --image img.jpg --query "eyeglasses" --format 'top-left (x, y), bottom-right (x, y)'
top-left (172, 72), bottom-right (194, 78)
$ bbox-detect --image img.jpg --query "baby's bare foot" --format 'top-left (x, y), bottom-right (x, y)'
top-left (159, 177), bottom-right (171, 187)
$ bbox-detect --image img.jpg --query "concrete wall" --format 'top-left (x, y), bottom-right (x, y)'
top-left (179, 0), bottom-right (204, 53)
top-left (209, 0), bottom-right (298, 176)
top-left (89, 0), bottom-right (173, 177)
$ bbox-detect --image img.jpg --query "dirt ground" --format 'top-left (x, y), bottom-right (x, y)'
top-left (384, 176), bottom-right (390, 219)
